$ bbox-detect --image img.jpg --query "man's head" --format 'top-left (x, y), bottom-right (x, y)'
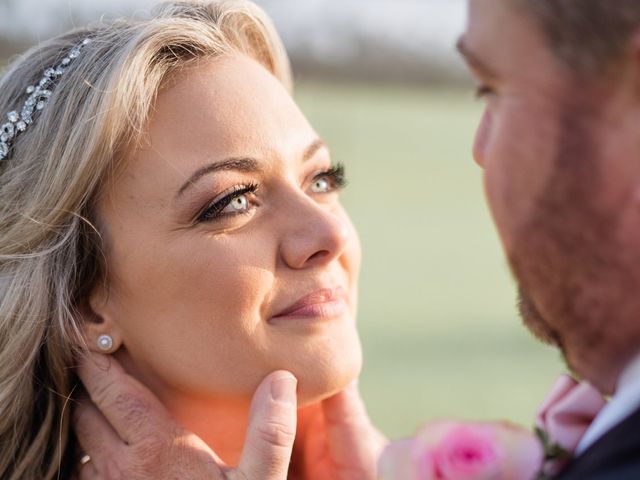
top-left (514, 0), bottom-right (640, 75)
top-left (459, 0), bottom-right (640, 394)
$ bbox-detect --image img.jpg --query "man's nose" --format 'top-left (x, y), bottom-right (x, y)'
top-left (473, 109), bottom-right (492, 168)
top-left (279, 196), bottom-right (350, 270)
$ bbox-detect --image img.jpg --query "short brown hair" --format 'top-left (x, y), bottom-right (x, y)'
top-left (514, 0), bottom-right (640, 73)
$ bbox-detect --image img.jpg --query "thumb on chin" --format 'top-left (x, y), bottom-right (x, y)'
top-left (235, 371), bottom-right (298, 480)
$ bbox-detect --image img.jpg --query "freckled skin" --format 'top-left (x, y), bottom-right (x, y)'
top-left (464, 0), bottom-right (640, 393)
top-left (86, 55), bottom-right (363, 463)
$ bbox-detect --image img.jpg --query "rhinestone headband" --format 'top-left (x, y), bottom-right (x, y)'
top-left (0, 38), bottom-right (91, 162)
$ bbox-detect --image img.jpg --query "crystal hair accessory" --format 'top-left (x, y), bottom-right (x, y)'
top-left (0, 37), bottom-right (91, 162)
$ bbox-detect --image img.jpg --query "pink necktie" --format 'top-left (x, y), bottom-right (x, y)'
top-left (535, 374), bottom-right (607, 474)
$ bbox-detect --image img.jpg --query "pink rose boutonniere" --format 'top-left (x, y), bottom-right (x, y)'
top-left (378, 375), bottom-right (607, 480)
top-left (378, 420), bottom-right (543, 480)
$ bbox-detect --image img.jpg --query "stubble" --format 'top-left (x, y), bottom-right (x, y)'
top-left (508, 96), bottom-right (637, 378)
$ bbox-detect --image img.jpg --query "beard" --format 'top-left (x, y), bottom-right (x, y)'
top-left (506, 100), bottom-right (640, 378)
top-left (516, 286), bottom-right (561, 347)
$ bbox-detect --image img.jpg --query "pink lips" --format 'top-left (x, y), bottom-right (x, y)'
top-left (269, 287), bottom-right (348, 322)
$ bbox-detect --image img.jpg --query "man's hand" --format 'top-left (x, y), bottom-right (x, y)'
top-left (73, 352), bottom-right (297, 480)
top-left (296, 382), bottom-right (388, 480)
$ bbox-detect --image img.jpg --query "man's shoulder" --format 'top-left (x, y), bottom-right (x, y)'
top-left (556, 405), bottom-right (640, 480)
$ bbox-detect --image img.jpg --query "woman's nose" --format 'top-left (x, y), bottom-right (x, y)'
top-left (279, 198), bottom-right (350, 270)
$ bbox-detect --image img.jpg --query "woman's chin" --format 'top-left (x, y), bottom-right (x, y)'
top-left (290, 340), bottom-right (363, 407)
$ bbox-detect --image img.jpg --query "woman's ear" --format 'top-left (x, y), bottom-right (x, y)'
top-left (78, 282), bottom-right (123, 354)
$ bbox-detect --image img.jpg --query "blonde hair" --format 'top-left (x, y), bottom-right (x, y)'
top-left (0, 2), bottom-right (291, 478)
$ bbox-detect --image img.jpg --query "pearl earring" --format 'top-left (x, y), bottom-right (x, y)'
top-left (97, 334), bottom-right (114, 352)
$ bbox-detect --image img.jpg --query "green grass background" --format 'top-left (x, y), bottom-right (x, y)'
top-left (294, 82), bottom-right (564, 439)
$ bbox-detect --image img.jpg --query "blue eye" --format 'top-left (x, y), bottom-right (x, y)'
top-left (311, 178), bottom-right (331, 193)
top-left (223, 193), bottom-right (250, 213)
top-left (310, 164), bottom-right (347, 194)
top-left (197, 184), bottom-right (258, 223)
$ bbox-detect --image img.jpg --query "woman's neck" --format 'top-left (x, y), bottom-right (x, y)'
top-left (165, 393), bottom-right (252, 466)
top-left (115, 351), bottom-right (324, 473)
top-left (115, 350), bottom-right (251, 466)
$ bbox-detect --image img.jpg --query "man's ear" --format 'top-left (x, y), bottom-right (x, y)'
top-left (78, 282), bottom-right (123, 354)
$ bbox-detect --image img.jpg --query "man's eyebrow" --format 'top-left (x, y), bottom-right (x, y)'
top-left (176, 157), bottom-right (262, 199)
top-left (456, 37), bottom-right (498, 78)
top-left (176, 138), bottom-right (328, 199)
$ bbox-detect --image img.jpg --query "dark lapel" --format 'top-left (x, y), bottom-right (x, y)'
top-left (556, 405), bottom-right (640, 479)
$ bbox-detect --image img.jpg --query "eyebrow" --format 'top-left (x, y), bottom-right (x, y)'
top-left (456, 37), bottom-right (498, 79)
top-left (176, 138), bottom-right (328, 198)
top-left (303, 138), bottom-right (328, 163)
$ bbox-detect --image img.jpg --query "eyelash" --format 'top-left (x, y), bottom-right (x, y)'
top-left (196, 164), bottom-right (348, 223)
top-left (197, 183), bottom-right (260, 223)
top-left (319, 163), bottom-right (347, 191)
top-left (475, 84), bottom-right (494, 99)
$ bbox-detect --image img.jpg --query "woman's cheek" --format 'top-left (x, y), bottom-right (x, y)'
top-left (336, 210), bottom-right (361, 310)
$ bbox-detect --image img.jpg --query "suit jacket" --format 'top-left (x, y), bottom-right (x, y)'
top-left (556, 405), bottom-right (640, 479)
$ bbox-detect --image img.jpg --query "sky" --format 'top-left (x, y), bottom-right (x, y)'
top-left (0, 0), bottom-right (467, 50)
top-left (0, 0), bottom-right (468, 79)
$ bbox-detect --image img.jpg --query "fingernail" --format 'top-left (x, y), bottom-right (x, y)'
top-left (271, 374), bottom-right (297, 405)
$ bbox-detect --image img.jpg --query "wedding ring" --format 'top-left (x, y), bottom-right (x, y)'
top-left (79, 454), bottom-right (91, 466)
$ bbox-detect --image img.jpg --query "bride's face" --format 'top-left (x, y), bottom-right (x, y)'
top-left (90, 55), bottom-right (362, 405)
